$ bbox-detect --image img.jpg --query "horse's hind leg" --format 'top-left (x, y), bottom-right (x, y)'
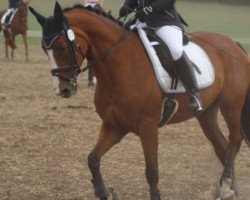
top-left (21, 32), bottom-right (28, 61)
top-left (10, 34), bottom-right (16, 59)
top-left (3, 31), bottom-right (9, 58)
top-left (5, 40), bottom-right (9, 58)
top-left (197, 100), bottom-right (229, 165)
top-left (11, 47), bottom-right (14, 59)
top-left (197, 101), bottom-right (232, 199)
top-left (218, 102), bottom-right (243, 200)
top-left (88, 123), bottom-right (124, 200)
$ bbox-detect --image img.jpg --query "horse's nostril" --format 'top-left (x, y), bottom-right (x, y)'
top-left (60, 88), bottom-right (71, 98)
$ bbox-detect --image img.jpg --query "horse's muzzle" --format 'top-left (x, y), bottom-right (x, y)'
top-left (59, 78), bottom-right (78, 98)
top-left (60, 88), bottom-right (72, 98)
top-left (60, 85), bottom-right (77, 98)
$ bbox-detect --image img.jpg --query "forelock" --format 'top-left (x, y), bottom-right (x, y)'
top-left (42, 16), bottom-right (69, 48)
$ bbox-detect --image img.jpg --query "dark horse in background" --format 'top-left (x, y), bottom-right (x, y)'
top-left (30, 2), bottom-right (250, 200)
top-left (0, 0), bottom-right (29, 59)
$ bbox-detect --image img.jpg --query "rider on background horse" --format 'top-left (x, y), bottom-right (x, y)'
top-left (1, 0), bottom-right (22, 28)
top-left (84, 0), bottom-right (104, 8)
top-left (119, 0), bottom-right (203, 115)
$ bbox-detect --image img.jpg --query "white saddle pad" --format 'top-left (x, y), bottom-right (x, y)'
top-left (1, 8), bottom-right (18, 25)
top-left (137, 28), bottom-right (215, 94)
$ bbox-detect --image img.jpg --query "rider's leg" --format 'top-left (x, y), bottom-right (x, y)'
top-left (155, 25), bottom-right (203, 115)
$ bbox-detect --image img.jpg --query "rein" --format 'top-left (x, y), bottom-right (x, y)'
top-left (82, 30), bottom-right (131, 71)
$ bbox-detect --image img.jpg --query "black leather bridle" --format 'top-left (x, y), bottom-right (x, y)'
top-left (43, 22), bottom-right (131, 87)
top-left (43, 25), bottom-right (87, 87)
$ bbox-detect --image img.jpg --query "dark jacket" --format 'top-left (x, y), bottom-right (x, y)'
top-left (123, 0), bottom-right (183, 29)
top-left (8, 0), bottom-right (21, 9)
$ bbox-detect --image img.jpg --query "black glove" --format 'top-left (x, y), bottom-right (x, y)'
top-left (119, 6), bottom-right (130, 18)
top-left (135, 6), bottom-right (153, 22)
top-left (135, 9), bottom-right (146, 22)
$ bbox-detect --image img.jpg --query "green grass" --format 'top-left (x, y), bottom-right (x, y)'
top-left (177, 1), bottom-right (250, 52)
top-left (0, 0), bottom-right (250, 51)
top-left (178, 1), bottom-right (250, 37)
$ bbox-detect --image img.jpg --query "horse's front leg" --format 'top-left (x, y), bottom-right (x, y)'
top-left (139, 119), bottom-right (160, 200)
top-left (87, 66), bottom-right (96, 87)
top-left (88, 123), bottom-right (124, 200)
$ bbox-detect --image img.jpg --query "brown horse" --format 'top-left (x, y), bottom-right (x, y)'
top-left (0, 0), bottom-right (29, 59)
top-left (29, 2), bottom-right (250, 200)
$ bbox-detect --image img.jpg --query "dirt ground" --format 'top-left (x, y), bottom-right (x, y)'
top-left (0, 45), bottom-right (249, 200)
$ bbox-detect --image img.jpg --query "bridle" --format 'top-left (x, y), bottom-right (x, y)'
top-left (44, 22), bottom-right (131, 86)
top-left (43, 26), bottom-right (86, 87)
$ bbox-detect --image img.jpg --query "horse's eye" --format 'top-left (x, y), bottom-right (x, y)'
top-left (59, 44), bottom-right (67, 51)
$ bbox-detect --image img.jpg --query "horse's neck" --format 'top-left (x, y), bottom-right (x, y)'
top-left (79, 14), bottom-right (124, 57)
top-left (12, 8), bottom-right (27, 32)
top-left (16, 8), bottom-right (25, 21)
top-left (69, 11), bottom-right (129, 82)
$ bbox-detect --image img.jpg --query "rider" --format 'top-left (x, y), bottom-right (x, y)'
top-left (1, 0), bottom-right (22, 27)
top-left (84, 0), bottom-right (103, 8)
top-left (119, 0), bottom-right (203, 115)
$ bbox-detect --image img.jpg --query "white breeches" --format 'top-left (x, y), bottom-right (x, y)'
top-left (130, 21), bottom-right (184, 61)
top-left (155, 25), bottom-right (183, 61)
top-left (84, 0), bottom-right (100, 7)
top-left (85, 3), bottom-right (99, 7)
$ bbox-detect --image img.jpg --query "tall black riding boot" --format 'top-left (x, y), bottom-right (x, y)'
top-left (175, 52), bottom-right (203, 115)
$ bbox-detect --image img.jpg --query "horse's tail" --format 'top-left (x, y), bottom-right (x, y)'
top-left (241, 86), bottom-right (250, 146)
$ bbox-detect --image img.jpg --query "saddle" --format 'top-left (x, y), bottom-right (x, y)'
top-left (1, 9), bottom-right (18, 29)
top-left (144, 28), bottom-right (190, 89)
top-left (142, 28), bottom-right (183, 127)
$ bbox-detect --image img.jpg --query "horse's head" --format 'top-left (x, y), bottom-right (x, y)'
top-left (29, 2), bottom-right (86, 98)
top-left (19, 0), bottom-right (29, 22)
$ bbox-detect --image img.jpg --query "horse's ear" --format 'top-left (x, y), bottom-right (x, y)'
top-left (54, 1), bottom-right (64, 25)
top-left (20, 0), bottom-right (30, 6)
top-left (29, 6), bottom-right (46, 27)
top-left (25, 0), bottom-right (31, 5)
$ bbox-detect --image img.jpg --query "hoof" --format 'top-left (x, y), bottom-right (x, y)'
top-left (216, 195), bottom-right (236, 200)
top-left (219, 179), bottom-right (237, 200)
top-left (107, 187), bottom-right (118, 200)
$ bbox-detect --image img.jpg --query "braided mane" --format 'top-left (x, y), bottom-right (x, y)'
top-left (63, 4), bottom-right (123, 26)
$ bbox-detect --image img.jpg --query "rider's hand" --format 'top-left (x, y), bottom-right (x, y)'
top-left (119, 6), bottom-right (130, 18)
top-left (135, 6), bottom-right (153, 22)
